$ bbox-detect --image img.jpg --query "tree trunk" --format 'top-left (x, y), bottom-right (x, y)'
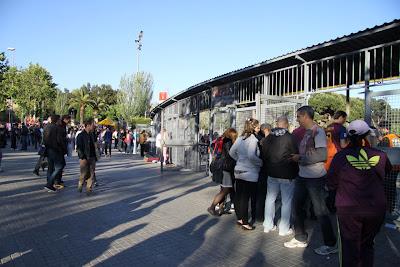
top-left (80, 105), bottom-right (85, 125)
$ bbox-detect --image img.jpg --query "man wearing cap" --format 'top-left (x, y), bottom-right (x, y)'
top-left (327, 119), bottom-right (392, 267)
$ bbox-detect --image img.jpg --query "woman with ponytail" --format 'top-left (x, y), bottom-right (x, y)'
top-left (229, 118), bottom-right (263, 230)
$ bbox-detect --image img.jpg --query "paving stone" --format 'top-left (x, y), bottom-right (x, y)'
top-left (1, 147), bottom-right (400, 266)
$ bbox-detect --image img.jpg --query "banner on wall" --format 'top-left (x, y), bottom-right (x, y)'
top-left (211, 84), bottom-right (234, 108)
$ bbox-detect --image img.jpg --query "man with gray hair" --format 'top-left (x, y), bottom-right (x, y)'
top-left (261, 116), bottom-right (299, 235)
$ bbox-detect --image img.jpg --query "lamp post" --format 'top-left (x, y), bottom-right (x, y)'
top-left (7, 47), bottom-right (16, 126)
top-left (135, 31), bottom-right (143, 73)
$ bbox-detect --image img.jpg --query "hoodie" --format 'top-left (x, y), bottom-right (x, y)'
top-left (261, 128), bottom-right (299, 179)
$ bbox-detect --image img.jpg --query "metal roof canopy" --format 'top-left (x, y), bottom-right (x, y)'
top-left (151, 19), bottom-right (400, 117)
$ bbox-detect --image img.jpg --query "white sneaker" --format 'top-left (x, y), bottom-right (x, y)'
top-left (279, 229), bottom-right (293, 236)
top-left (314, 245), bottom-right (338, 255)
top-left (263, 225), bottom-right (277, 233)
top-left (284, 238), bottom-right (308, 248)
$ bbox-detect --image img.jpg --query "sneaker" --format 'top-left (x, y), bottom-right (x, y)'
top-left (284, 238), bottom-right (308, 248)
top-left (279, 229), bottom-right (294, 236)
top-left (33, 169), bottom-right (39, 176)
top-left (263, 226), bottom-right (277, 233)
top-left (44, 185), bottom-right (57, 193)
top-left (314, 245), bottom-right (338, 255)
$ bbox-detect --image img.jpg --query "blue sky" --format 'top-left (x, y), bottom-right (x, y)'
top-left (1, 0), bottom-right (399, 102)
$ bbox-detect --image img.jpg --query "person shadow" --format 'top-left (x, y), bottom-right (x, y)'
top-left (98, 214), bottom-right (218, 266)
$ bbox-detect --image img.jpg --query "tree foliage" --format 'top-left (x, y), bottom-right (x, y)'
top-left (69, 84), bottom-right (93, 124)
top-left (309, 92), bottom-right (364, 122)
top-left (54, 89), bottom-right (70, 115)
top-left (117, 72), bottom-right (154, 125)
top-left (1, 63), bottom-right (57, 120)
top-left (0, 52), bottom-right (10, 111)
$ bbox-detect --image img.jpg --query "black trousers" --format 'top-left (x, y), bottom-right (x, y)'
top-left (235, 179), bottom-right (257, 225)
top-left (338, 213), bottom-right (384, 267)
top-left (256, 174), bottom-right (268, 221)
top-left (104, 142), bottom-right (111, 155)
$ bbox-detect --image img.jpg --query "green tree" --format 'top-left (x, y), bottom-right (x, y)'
top-left (309, 92), bottom-right (364, 122)
top-left (69, 83), bottom-right (93, 124)
top-left (54, 89), bottom-right (70, 115)
top-left (132, 72), bottom-right (153, 116)
top-left (1, 64), bottom-right (56, 120)
top-left (90, 95), bottom-right (108, 121)
top-left (118, 74), bottom-right (136, 125)
top-left (91, 84), bottom-right (117, 106)
top-left (0, 52), bottom-right (10, 111)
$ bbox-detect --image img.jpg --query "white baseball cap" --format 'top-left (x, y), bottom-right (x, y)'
top-left (347, 120), bottom-right (371, 136)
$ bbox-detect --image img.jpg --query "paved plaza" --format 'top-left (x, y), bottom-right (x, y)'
top-left (1, 147), bottom-right (400, 267)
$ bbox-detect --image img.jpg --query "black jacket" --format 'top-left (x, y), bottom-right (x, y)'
top-left (43, 123), bottom-right (66, 154)
top-left (222, 138), bottom-right (236, 172)
top-left (261, 128), bottom-right (299, 179)
top-left (76, 130), bottom-right (98, 160)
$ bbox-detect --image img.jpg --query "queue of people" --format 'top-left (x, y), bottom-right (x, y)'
top-left (207, 106), bottom-right (393, 267)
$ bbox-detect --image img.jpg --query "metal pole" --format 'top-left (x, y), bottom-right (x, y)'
top-left (364, 51), bottom-right (372, 125)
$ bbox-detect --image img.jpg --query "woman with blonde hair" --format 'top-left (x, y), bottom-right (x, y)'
top-left (229, 118), bottom-right (263, 230)
top-left (207, 128), bottom-right (238, 216)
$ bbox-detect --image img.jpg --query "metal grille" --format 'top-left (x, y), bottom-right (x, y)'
top-left (213, 112), bottom-right (231, 136)
top-left (371, 93), bottom-right (400, 136)
top-left (235, 108), bottom-right (256, 135)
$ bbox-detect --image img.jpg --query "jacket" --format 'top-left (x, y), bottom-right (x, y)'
top-left (229, 134), bottom-right (263, 182)
top-left (327, 146), bottom-right (392, 215)
top-left (76, 130), bottom-right (98, 160)
top-left (222, 138), bottom-right (236, 172)
top-left (44, 123), bottom-right (65, 154)
top-left (261, 128), bottom-right (299, 179)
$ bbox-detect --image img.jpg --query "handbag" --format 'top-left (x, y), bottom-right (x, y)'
top-left (210, 155), bottom-right (224, 184)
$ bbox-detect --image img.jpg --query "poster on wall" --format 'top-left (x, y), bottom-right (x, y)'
top-left (211, 84), bottom-right (234, 108)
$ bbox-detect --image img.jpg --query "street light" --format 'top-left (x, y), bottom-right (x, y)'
top-left (7, 47), bottom-right (15, 67)
top-left (135, 30), bottom-right (143, 73)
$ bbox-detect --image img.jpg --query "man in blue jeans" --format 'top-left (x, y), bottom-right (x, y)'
top-left (43, 115), bottom-right (65, 192)
top-left (261, 116), bottom-right (298, 236)
top-left (285, 106), bottom-right (337, 256)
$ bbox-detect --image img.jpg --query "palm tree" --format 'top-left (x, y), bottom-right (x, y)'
top-left (90, 96), bottom-right (108, 121)
top-left (69, 84), bottom-right (92, 124)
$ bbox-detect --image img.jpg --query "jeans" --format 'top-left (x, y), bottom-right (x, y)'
top-left (263, 177), bottom-right (295, 234)
top-left (293, 176), bottom-right (336, 246)
top-left (46, 148), bottom-right (65, 187)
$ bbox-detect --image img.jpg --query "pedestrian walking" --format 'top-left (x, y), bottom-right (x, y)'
top-left (76, 118), bottom-right (98, 195)
top-left (43, 115), bottom-right (65, 192)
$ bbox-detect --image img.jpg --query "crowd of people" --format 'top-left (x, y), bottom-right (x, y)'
top-left (207, 106), bottom-right (394, 267)
top-left (0, 116), bottom-right (153, 193)
top-left (0, 105), bottom-right (398, 266)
